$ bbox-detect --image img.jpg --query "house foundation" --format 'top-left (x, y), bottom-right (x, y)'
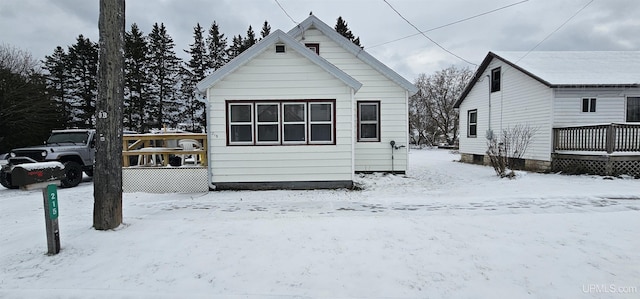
top-left (459, 153), bottom-right (551, 172)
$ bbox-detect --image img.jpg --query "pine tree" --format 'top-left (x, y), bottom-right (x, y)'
top-left (228, 34), bottom-right (244, 60)
top-left (67, 35), bottom-right (99, 128)
top-left (43, 46), bottom-right (72, 127)
top-left (334, 16), bottom-right (362, 47)
top-left (181, 23), bottom-right (207, 132)
top-left (260, 20), bottom-right (271, 39)
top-left (124, 23), bottom-right (150, 132)
top-left (147, 23), bottom-right (182, 129)
top-left (205, 21), bottom-right (228, 72)
top-left (242, 25), bottom-right (257, 51)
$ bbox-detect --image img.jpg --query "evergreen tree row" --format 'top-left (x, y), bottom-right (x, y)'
top-left (39, 17), bottom-right (359, 133)
top-left (42, 21), bottom-right (272, 132)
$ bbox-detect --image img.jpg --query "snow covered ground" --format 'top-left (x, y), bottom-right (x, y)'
top-left (1, 149), bottom-right (639, 299)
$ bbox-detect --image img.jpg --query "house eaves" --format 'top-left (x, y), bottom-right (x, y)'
top-left (196, 29), bottom-right (363, 98)
top-left (288, 15), bottom-right (418, 96)
top-left (454, 51), bottom-right (640, 108)
top-left (454, 51), bottom-right (553, 109)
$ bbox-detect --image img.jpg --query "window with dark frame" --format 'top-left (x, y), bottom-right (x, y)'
top-left (358, 101), bottom-right (380, 142)
top-left (582, 98), bottom-right (597, 113)
top-left (227, 100), bottom-right (335, 145)
top-left (305, 43), bottom-right (320, 55)
top-left (467, 109), bottom-right (477, 138)
top-left (627, 97), bottom-right (640, 122)
top-left (275, 44), bottom-right (285, 53)
top-left (491, 67), bottom-right (501, 92)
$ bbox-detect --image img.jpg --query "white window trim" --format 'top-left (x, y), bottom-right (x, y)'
top-left (582, 98), bottom-right (597, 113)
top-left (627, 96), bottom-right (640, 122)
top-left (255, 103), bottom-right (280, 145)
top-left (282, 102), bottom-right (307, 144)
top-left (467, 109), bottom-right (477, 138)
top-left (309, 102), bottom-right (334, 144)
top-left (358, 101), bottom-right (380, 142)
top-left (228, 103), bottom-right (254, 145)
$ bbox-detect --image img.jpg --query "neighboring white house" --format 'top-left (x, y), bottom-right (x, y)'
top-left (196, 15), bottom-right (417, 190)
top-left (454, 51), bottom-right (640, 173)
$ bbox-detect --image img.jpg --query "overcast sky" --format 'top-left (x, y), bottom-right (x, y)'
top-left (1, 0), bottom-right (638, 80)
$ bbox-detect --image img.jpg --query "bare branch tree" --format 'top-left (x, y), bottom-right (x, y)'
top-left (409, 66), bottom-right (472, 146)
top-left (0, 44), bottom-right (41, 76)
top-left (486, 124), bottom-right (538, 178)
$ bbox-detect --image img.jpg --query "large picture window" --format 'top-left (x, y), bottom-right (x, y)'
top-left (358, 101), bottom-right (380, 142)
top-left (627, 97), bottom-right (640, 122)
top-left (227, 100), bottom-right (335, 145)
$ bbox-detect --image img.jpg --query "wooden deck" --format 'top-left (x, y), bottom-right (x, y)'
top-left (122, 133), bottom-right (208, 167)
top-left (552, 123), bottom-right (640, 177)
top-left (553, 123), bottom-right (640, 154)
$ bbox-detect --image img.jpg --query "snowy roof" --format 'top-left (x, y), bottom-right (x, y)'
top-left (493, 51), bottom-right (640, 86)
top-left (196, 29), bottom-right (362, 96)
top-left (455, 51), bottom-right (640, 108)
top-left (288, 15), bottom-right (418, 95)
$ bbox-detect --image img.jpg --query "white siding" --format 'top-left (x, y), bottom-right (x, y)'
top-left (206, 44), bottom-right (354, 183)
top-left (300, 29), bottom-right (409, 172)
top-left (458, 59), bottom-right (554, 161)
top-left (553, 87), bottom-right (640, 127)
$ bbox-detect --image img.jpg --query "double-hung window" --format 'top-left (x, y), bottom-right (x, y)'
top-left (228, 104), bottom-right (253, 144)
top-left (256, 103), bottom-right (279, 144)
top-left (283, 103), bottom-right (306, 143)
top-left (309, 103), bottom-right (333, 143)
top-left (467, 109), bottom-right (477, 138)
top-left (227, 100), bottom-right (335, 145)
top-left (358, 101), bottom-right (380, 142)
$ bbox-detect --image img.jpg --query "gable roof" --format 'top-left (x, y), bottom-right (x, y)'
top-left (196, 29), bottom-right (362, 95)
top-left (288, 15), bottom-right (418, 95)
top-left (454, 51), bottom-right (640, 108)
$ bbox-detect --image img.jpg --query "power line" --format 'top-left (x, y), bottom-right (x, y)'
top-left (274, 0), bottom-right (298, 25)
top-left (368, 0), bottom-right (529, 49)
top-left (382, 0), bottom-right (477, 66)
top-left (516, 0), bottom-right (595, 63)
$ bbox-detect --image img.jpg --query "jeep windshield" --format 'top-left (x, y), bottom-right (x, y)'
top-left (47, 132), bottom-right (89, 145)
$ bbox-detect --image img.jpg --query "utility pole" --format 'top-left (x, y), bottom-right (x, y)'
top-left (94, 0), bottom-right (125, 230)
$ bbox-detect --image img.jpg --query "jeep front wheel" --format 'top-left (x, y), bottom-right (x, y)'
top-left (61, 161), bottom-right (83, 188)
top-left (0, 171), bottom-right (18, 189)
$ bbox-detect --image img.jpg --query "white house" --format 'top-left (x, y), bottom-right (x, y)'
top-left (454, 51), bottom-right (640, 175)
top-left (196, 15), bottom-right (417, 190)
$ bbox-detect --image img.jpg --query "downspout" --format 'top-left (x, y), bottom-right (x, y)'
top-left (486, 74), bottom-right (493, 140)
top-left (350, 87), bottom-right (355, 184)
top-left (404, 90), bottom-right (410, 164)
top-left (205, 88), bottom-right (216, 191)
